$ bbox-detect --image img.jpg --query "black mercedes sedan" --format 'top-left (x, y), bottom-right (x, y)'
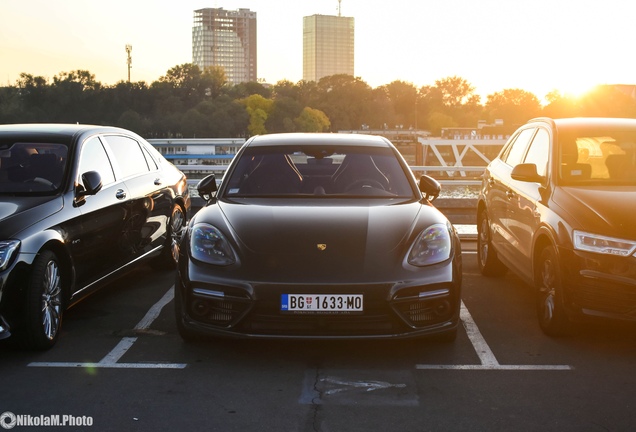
top-left (0, 124), bottom-right (190, 349)
top-left (477, 117), bottom-right (636, 336)
top-left (175, 133), bottom-right (462, 341)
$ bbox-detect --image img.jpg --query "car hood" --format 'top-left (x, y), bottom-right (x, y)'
top-left (0, 195), bottom-right (63, 238)
top-left (215, 199), bottom-right (441, 281)
top-left (554, 186), bottom-right (636, 239)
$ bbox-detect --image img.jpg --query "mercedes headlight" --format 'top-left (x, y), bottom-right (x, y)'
top-left (0, 240), bottom-right (20, 271)
top-left (190, 224), bottom-right (236, 265)
top-left (407, 223), bottom-right (452, 266)
top-left (573, 230), bottom-right (636, 257)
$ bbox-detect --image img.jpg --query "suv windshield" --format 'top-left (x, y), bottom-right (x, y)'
top-left (223, 145), bottom-right (415, 198)
top-left (0, 142), bottom-right (68, 194)
top-left (560, 128), bottom-right (636, 185)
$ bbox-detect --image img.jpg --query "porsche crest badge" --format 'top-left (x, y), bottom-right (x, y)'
top-left (317, 243), bottom-right (327, 251)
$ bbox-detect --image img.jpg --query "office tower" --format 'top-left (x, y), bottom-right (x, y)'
top-left (192, 8), bottom-right (257, 85)
top-left (303, 14), bottom-right (354, 82)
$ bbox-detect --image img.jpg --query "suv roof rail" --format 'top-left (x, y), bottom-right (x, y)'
top-left (526, 117), bottom-right (557, 129)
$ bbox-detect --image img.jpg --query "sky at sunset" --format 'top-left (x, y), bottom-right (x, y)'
top-left (1, 0), bottom-right (634, 101)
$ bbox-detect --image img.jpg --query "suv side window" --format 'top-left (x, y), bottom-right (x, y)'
top-left (79, 137), bottom-right (116, 185)
top-left (103, 135), bottom-right (149, 179)
top-left (502, 128), bottom-right (536, 167)
top-left (523, 128), bottom-right (550, 178)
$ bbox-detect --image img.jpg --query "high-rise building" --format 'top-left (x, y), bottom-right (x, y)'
top-left (192, 8), bottom-right (257, 85)
top-left (303, 14), bottom-right (354, 82)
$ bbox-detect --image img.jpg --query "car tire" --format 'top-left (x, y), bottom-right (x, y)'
top-left (536, 244), bottom-right (572, 337)
top-left (477, 210), bottom-right (507, 276)
top-left (20, 250), bottom-right (64, 350)
top-left (153, 204), bottom-right (186, 269)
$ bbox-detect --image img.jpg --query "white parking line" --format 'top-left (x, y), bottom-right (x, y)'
top-left (134, 288), bottom-right (175, 331)
top-left (416, 301), bottom-right (572, 371)
top-left (29, 287), bottom-right (187, 370)
top-left (27, 288), bottom-right (572, 371)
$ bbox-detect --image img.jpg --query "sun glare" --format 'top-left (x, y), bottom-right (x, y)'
top-left (554, 80), bottom-right (598, 99)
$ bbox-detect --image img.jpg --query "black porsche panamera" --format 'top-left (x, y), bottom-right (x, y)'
top-left (175, 133), bottom-right (462, 341)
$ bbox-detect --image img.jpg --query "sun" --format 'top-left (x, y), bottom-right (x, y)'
top-left (555, 79), bottom-right (598, 99)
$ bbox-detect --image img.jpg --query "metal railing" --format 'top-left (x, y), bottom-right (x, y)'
top-left (179, 164), bottom-right (483, 232)
top-left (177, 165), bottom-right (486, 186)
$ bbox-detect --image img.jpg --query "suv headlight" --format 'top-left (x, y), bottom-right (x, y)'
top-left (0, 240), bottom-right (20, 271)
top-left (190, 224), bottom-right (236, 265)
top-left (573, 230), bottom-right (636, 257)
top-left (407, 223), bottom-right (452, 266)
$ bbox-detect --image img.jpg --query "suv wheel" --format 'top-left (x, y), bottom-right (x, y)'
top-left (536, 244), bottom-right (572, 336)
top-left (477, 210), bottom-right (507, 276)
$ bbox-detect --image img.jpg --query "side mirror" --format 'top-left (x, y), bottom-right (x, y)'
top-left (511, 163), bottom-right (543, 183)
top-left (74, 171), bottom-right (102, 206)
top-left (418, 175), bottom-right (441, 201)
top-left (196, 174), bottom-right (217, 202)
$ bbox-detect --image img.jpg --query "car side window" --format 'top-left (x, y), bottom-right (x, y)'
top-left (141, 145), bottom-right (159, 171)
top-left (78, 137), bottom-right (116, 186)
top-left (523, 128), bottom-right (550, 178)
top-left (102, 135), bottom-right (150, 179)
top-left (502, 128), bottom-right (536, 167)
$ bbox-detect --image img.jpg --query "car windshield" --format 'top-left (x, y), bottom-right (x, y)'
top-left (0, 142), bottom-right (69, 194)
top-left (560, 128), bottom-right (636, 185)
top-left (223, 145), bottom-right (416, 198)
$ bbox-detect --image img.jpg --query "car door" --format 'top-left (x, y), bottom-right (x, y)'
top-left (100, 134), bottom-right (173, 258)
top-left (68, 135), bottom-right (133, 293)
top-left (505, 128), bottom-right (550, 280)
top-left (487, 128), bottom-right (536, 260)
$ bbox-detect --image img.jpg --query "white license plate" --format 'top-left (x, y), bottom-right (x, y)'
top-left (281, 294), bottom-right (363, 313)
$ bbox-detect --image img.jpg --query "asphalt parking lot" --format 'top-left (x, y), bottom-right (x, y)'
top-left (2, 241), bottom-right (636, 431)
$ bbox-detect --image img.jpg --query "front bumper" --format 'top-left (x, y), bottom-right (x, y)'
top-left (559, 247), bottom-right (636, 320)
top-left (176, 277), bottom-right (461, 340)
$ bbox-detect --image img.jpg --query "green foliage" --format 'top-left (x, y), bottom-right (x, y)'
top-left (295, 107), bottom-right (331, 132)
top-left (1, 63), bottom-right (636, 138)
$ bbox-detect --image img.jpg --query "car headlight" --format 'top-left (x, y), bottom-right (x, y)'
top-left (0, 240), bottom-right (20, 271)
top-left (407, 223), bottom-right (452, 267)
top-left (190, 224), bottom-right (236, 266)
top-left (573, 230), bottom-right (636, 257)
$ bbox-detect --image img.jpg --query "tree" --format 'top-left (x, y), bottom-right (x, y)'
top-left (49, 70), bottom-right (103, 123)
top-left (200, 66), bottom-right (227, 99)
top-left (0, 86), bottom-right (26, 123)
top-left (486, 88), bottom-right (541, 126)
top-left (241, 94), bottom-right (273, 136)
top-left (181, 108), bottom-right (208, 137)
top-left (435, 76), bottom-right (476, 107)
top-left (427, 112), bottom-right (457, 136)
top-left (266, 97), bottom-right (302, 133)
top-left (312, 74), bottom-right (374, 131)
top-left (226, 81), bottom-right (272, 99)
top-left (295, 107), bottom-right (331, 132)
top-left (381, 80), bottom-right (418, 128)
top-left (576, 85), bottom-right (636, 118)
top-left (158, 63), bottom-right (205, 108)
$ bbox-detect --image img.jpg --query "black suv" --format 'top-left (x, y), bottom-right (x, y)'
top-left (477, 117), bottom-right (636, 335)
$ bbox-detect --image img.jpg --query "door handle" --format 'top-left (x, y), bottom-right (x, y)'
top-left (154, 178), bottom-right (162, 186)
top-left (506, 190), bottom-right (515, 199)
top-left (115, 189), bottom-right (127, 200)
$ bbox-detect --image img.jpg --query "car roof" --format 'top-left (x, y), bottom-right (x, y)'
top-left (527, 117), bottom-right (636, 130)
top-left (245, 133), bottom-right (393, 148)
top-left (0, 123), bottom-right (136, 141)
